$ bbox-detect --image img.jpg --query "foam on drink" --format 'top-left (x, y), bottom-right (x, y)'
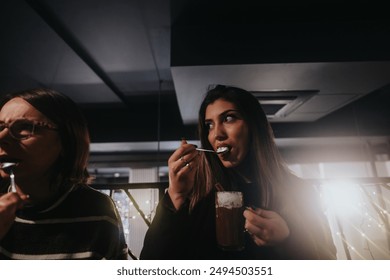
top-left (216, 191), bottom-right (243, 208)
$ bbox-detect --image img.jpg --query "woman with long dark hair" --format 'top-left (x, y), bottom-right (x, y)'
top-left (141, 85), bottom-right (336, 259)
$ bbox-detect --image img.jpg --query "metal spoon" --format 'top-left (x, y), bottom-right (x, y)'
top-left (0, 162), bottom-right (18, 170)
top-left (196, 147), bottom-right (230, 154)
top-left (0, 162), bottom-right (18, 192)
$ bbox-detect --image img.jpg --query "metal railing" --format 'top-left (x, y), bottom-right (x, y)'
top-left (92, 178), bottom-right (390, 260)
top-left (92, 182), bottom-right (166, 259)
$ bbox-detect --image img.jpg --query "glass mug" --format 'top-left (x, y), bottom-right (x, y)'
top-left (215, 191), bottom-right (245, 251)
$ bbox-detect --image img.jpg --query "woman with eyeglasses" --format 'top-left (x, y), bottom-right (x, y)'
top-left (141, 85), bottom-right (337, 260)
top-left (0, 88), bottom-right (128, 259)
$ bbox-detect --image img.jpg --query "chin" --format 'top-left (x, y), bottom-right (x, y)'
top-left (221, 161), bottom-right (240, 169)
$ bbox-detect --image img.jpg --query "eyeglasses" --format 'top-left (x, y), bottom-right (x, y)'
top-left (0, 119), bottom-right (58, 140)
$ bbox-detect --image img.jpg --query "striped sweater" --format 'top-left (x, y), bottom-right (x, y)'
top-left (0, 185), bottom-right (128, 259)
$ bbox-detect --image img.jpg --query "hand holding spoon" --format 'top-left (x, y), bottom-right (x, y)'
top-left (0, 162), bottom-right (18, 192)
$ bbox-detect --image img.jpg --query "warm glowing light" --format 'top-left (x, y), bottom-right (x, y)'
top-left (321, 180), bottom-right (362, 218)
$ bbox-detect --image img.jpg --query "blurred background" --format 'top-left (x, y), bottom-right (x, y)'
top-left (1, 0), bottom-right (389, 259)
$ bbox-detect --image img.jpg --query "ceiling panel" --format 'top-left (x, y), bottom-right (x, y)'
top-left (172, 61), bottom-right (390, 123)
top-left (0, 0), bottom-right (120, 103)
top-left (41, 0), bottom-right (172, 94)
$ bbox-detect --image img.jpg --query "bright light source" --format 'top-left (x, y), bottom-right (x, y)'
top-left (321, 180), bottom-right (362, 218)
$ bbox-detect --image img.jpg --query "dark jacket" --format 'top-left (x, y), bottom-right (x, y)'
top-left (141, 180), bottom-right (337, 260)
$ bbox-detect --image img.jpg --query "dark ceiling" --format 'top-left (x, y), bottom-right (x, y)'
top-left (1, 0), bottom-right (390, 147)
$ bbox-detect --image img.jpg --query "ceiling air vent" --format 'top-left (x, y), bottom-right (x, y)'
top-left (251, 90), bottom-right (318, 120)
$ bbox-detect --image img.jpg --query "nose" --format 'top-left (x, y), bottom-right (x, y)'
top-left (213, 123), bottom-right (227, 142)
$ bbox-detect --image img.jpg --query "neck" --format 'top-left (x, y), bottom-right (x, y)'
top-left (234, 156), bottom-right (253, 183)
top-left (16, 174), bottom-right (60, 208)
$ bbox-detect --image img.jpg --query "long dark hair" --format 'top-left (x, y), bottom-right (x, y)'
top-left (192, 85), bottom-right (293, 210)
top-left (0, 88), bottom-right (91, 189)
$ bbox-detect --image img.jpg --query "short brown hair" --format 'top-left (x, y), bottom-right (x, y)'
top-left (0, 88), bottom-right (91, 189)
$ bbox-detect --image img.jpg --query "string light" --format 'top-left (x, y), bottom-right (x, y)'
top-left (320, 179), bottom-right (390, 260)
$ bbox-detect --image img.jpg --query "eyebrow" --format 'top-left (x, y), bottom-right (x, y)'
top-left (205, 109), bottom-right (241, 122)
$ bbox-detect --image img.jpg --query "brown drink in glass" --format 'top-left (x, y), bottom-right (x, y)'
top-left (215, 191), bottom-right (245, 251)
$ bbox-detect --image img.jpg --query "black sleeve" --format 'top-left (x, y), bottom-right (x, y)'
top-left (140, 192), bottom-right (191, 259)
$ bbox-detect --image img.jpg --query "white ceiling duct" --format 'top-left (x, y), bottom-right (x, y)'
top-left (172, 61), bottom-right (390, 123)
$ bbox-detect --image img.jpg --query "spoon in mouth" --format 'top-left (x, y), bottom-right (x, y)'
top-left (0, 162), bottom-right (18, 169)
top-left (0, 162), bottom-right (18, 192)
top-left (196, 147), bottom-right (230, 154)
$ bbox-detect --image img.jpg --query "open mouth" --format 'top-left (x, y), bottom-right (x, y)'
top-left (216, 146), bottom-right (230, 154)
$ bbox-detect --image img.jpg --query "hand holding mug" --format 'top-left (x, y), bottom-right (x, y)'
top-left (243, 207), bottom-right (290, 247)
